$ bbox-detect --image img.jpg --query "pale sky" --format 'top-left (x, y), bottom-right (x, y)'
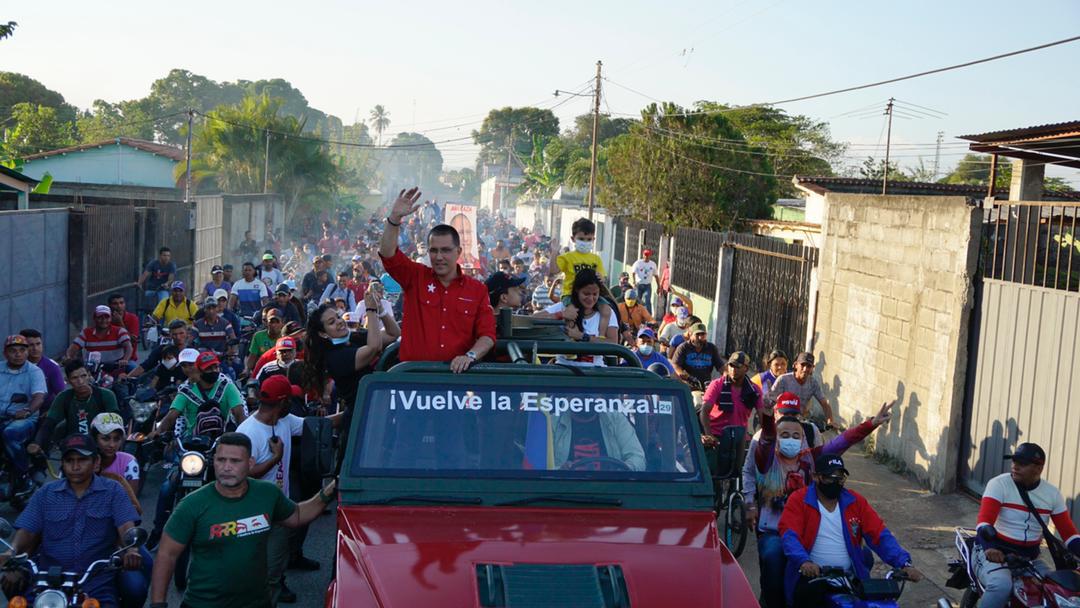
top-left (3, 0), bottom-right (1079, 182)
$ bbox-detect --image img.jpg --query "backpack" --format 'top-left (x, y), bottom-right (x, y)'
top-left (301, 416), bottom-right (335, 478)
top-left (178, 379), bottom-right (229, 438)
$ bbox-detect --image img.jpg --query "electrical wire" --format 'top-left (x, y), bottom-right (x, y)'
top-left (608, 34), bottom-right (1080, 118)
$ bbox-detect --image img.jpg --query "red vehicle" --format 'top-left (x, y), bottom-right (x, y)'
top-left (324, 336), bottom-right (758, 607)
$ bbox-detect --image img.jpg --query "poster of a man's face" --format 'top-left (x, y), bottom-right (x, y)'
top-left (446, 204), bottom-right (479, 265)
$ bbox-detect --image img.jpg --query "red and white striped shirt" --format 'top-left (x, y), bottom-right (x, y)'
top-left (73, 326), bottom-right (131, 364)
top-left (977, 472), bottom-right (1079, 548)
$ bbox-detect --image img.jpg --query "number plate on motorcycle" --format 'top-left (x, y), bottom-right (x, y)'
top-left (182, 479), bottom-right (202, 488)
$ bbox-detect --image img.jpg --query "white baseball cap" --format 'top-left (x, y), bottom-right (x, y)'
top-left (178, 348), bottom-right (200, 364)
top-left (91, 412), bottom-right (125, 436)
top-left (213, 289), bottom-right (229, 300)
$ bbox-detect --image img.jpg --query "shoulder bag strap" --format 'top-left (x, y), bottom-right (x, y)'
top-left (1014, 479), bottom-right (1076, 569)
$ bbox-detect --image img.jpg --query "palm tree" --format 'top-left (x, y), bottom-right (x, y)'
top-left (369, 105), bottom-right (390, 146)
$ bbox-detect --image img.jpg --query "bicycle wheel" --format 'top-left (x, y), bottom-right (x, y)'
top-left (725, 491), bottom-right (748, 558)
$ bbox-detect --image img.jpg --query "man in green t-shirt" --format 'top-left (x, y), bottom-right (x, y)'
top-left (27, 360), bottom-right (119, 455)
top-left (149, 432), bottom-right (335, 608)
top-left (244, 308), bottom-right (285, 375)
top-left (149, 351), bottom-right (246, 439)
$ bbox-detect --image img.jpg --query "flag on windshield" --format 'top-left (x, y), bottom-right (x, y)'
top-left (523, 409), bottom-right (554, 470)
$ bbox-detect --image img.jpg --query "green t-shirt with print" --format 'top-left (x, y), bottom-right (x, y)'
top-left (46, 387), bottom-right (119, 437)
top-left (248, 330), bottom-right (275, 357)
top-left (165, 478), bottom-right (296, 608)
top-left (169, 378), bottom-right (244, 437)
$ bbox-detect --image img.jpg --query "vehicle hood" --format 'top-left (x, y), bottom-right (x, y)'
top-left (331, 505), bottom-right (756, 607)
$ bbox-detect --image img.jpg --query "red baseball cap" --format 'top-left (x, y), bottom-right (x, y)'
top-left (195, 351), bottom-right (220, 371)
top-left (259, 375), bottom-right (301, 403)
top-left (275, 336), bottom-right (297, 350)
top-left (776, 391), bottom-right (801, 415)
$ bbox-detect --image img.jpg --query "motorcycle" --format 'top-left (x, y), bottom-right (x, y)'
top-left (121, 382), bottom-right (178, 485)
top-left (806, 566), bottom-right (913, 608)
top-left (169, 432), bottom-right (217, 591)
top-left (0, 517), bottom-right (148, 608)
top-left (941, 527), bottom-right (1080, 608)
top-left (0, 412), bottom-right (45, 509)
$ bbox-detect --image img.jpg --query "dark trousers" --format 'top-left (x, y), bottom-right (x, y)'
top-left (791, 575), bottom-right (835, 608)
top-left (757, 530), bottom-right (786, 608)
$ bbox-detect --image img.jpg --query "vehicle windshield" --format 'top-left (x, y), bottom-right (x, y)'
top-left (352, 380), bottom-right (700, 480)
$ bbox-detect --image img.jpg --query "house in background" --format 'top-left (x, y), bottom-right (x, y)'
top-left (19, 137), bottom-right (186, 204)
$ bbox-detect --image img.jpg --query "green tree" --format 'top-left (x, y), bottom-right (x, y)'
top-left (75, 99), bottom-right (158, 142)
top-left (600, 102), bottom-right (777, 230)
top-left (472, 107), bottom-right (560, 170)
top-left (851, 156), bottom-right (903, 181)
top-left (442, 167), bottom-right (480, 202)
top-left (0, 21), bottom-right (16, 41)
top-left (381, 132), bottom-right (443, 193)
top-left (338, 122), bottom-right (377, 193)
top-left (697, 103), bottom-right (846, 196)
top-left (369, 105), bottom-right (390, 146)
top-left (7, 103), bottom-right (75, 156)
top-left (567, 113), bottom-right (635, 148)
top-left (0, 72), bottom-right (77, 126)
top-left (181, 95), bottom-right (339, 222)
top-left (519, 134), bottom-right (589, 198)
top-left (941, 153), bottom-right (1009, 189)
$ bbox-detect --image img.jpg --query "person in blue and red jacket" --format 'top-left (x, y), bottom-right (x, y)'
top-left (778, 453), bottom-right (924, 608)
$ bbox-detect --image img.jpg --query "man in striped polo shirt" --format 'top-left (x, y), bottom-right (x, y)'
top-left (64, 305), bottom-right (133, 371)
top-left (192, 297), bottom-right (237, 376)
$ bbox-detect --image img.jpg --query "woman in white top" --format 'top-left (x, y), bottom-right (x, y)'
top-left (534, 268), bottom-right (618, 366)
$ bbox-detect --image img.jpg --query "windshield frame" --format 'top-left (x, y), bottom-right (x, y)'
top-left (339, 364), bottom-right (715, 512)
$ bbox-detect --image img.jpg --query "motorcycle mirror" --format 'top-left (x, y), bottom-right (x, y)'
top-left (123, 527), bottom-right (149, 549)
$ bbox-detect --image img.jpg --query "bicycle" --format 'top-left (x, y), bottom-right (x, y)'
top-left (706, 425), bottom-right (749, 558)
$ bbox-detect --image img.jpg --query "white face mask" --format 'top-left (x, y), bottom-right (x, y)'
top-left (161, 358), bottom-right (178, 370)
top-left (574, 239), bottom-right (593, 254)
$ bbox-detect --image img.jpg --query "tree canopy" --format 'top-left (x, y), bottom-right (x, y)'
top-left (472, 107), bottom-right (560, 170)
top-left (5, 103), bottom-right (75, 157)
top-left (600, 102), bottom-right (777, 230)
top-left (381, 132), bottom-right (443, 194)
top-left (182, 95), bottom-right (339, 222)
top-left (0, 72), bottom-right (77, 127)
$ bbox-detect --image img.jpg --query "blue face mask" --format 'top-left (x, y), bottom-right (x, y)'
top-left (329, 335), bottom-right (350, 345)
top-left (778, 437), bottom-right (802, 458)
top-left (638, 344), bottom-right (654, 356)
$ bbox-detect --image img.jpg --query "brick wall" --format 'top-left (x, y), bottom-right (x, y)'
top-left (814, 194), bottom-right (981, 491)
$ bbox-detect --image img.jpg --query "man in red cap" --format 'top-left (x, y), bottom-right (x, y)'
top-left (150, 351), bottom-right (246, 442)
top-left (631, 248), bottom-right (658, 315)
top-left (238, 375), bottom-right (346, 601)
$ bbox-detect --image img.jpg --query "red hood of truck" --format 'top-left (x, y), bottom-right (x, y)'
top-left (328, 505), bottom-right (756, 608)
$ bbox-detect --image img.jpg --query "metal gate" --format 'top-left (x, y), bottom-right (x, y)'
top-left (960, 200), bottom-right (1080, 520)
top-left (193, 196), bottom-right (224, 290)
top-left (725, 233), bottom-right (818, 368)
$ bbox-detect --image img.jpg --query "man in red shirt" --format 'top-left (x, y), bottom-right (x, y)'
top-left (65, 305), bottom-right (134, 369)
top-left (108, 293), bottom-right (141, 357)
top-left (379, 187), bottom-right (495, 372)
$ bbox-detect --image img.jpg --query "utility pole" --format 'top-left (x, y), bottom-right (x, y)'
top-left (932, 130), bottom-right (944, 180)
top-left (263, 129), bottom-right (270, 194)
top-left (587, 60), bottom-right (603, 219)
top-left (881, 98), bottom-right (894, 195)
top-left (184, 109), bottom-right (194, 203)
top-left (503, 129), bottom-right (514, 215)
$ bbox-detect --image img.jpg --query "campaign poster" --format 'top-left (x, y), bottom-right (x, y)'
top-left (444, 202), bottom-right (479, 268)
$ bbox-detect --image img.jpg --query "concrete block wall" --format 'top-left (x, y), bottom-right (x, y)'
top-left (0, 209), bottom-right (70, 358)
top-left (814, 194), bottom-right (981, 491)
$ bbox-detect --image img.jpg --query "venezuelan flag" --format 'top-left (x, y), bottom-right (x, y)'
top-left (523, 408), bottom-right (554, 470)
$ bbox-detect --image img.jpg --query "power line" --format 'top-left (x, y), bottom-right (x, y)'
top-left (608, 34), bottom-right (1080, 118)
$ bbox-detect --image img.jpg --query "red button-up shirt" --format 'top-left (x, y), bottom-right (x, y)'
top-left (381, 248), bottom-right (496, 362)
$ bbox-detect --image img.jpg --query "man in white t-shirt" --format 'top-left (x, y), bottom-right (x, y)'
top-left (236, 375), bottom-right (343, 603)
top-left (229, 262), bottom-right (271, 317)
top-left (631, 249), bottom-right (658, 315)
top-left (973, 443), bottom-right (1080, 608)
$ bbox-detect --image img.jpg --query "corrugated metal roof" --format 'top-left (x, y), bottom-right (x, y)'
top-left (792, 175), bottom-right (1080, 201)
top-left (22, 137), bottom-right (186, 162)
top-left (958, 121), bottom-right (1080, 143)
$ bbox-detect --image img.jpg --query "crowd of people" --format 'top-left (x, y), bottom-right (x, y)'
top-left (0, 185), bottom-right (1076, 608)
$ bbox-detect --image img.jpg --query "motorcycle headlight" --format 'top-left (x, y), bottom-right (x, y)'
top-left (180, 452), bottom-right (206, 476)
top-left (1054, 593), bottom-right (1080, 608)
top-left (33, 589), bottom-right (67, 608)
